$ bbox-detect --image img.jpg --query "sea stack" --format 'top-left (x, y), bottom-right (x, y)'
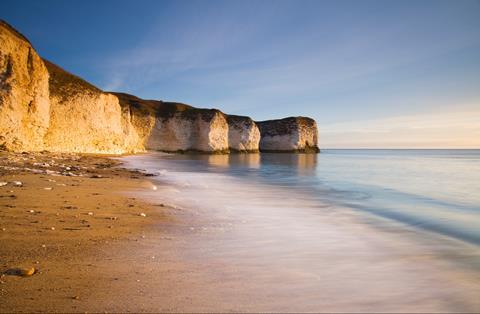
top-left (256, 117), bottom-right (320, 153)
top-left (226, 115), bottom-right (261, 153)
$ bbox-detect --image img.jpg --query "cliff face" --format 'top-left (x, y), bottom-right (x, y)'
top-left (0, 21), bottom-right (50, 151)
top-left (226, 115), bottom-right (260, 152)
top-left (114, 93), bottom-right (229, 153)
top-left (148, 109), bottom-right (229, 153)
top-left (0, 20), bottom-right (320, 155)
top-left (43, 61), bottom-right (144, 154)
top-left (257, 117), bottom-right (319, 153)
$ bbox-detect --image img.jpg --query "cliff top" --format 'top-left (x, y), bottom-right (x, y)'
top-left (256, 117), bottom-right (317, 136)
top-left (226, 114), bottom-right (254, 123)
top-left (0, 20), bottom-right (32, 45)
top-left (43, 59), bottom-right (103, 99)
top-left (113, 92), bottom-right (224, 121)
top-left (113, 92), bottom-right (193, 113)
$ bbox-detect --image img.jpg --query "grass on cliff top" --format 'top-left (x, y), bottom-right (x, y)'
top-left (113, 92), bottom-right (223, 121)
top-left (226, 114), bottom-right (254, 123)
top-left (112, 92), bottom-right (191, 113)
top-left (41, 56), bottom-right (224, 121)
top-left (43, 59), bottom-right (103, 98)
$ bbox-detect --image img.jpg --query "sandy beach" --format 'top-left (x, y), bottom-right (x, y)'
top-left (1, 151), bottom-right (480, 313)
top-left (0, 152), bottom-right (173, 312)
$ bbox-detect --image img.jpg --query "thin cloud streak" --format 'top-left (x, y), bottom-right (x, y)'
top-left (321, 109), bottom-right (480, 148)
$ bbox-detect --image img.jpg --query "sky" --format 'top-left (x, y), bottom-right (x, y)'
top-left (1, 0), bottom-right (479, 148)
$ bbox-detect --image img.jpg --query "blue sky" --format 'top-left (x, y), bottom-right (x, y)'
top-left (2, 0), bottom-right (480, 147)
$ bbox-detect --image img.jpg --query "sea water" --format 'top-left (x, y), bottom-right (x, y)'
top-left (127, 149), bottom-right (480, 245)
top-left (121, 149), bottom-right (480, 311)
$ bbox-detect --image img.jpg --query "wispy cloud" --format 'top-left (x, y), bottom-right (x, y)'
top-left (320, 109), bottom-right (480, 148)
top-left (88, 0), bottom-right (480, 148)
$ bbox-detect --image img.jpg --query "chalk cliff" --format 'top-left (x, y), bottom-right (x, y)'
top-left (0, 20), bottom-right (319, 154)
top-left (226, 115), bottom-right (260, 152)
top-left (257, 117), bottom-right (319, 153)
top-left (114, 93), bottom-right (229, 153)
top-left (43, 61), bottom-right (145, 154)
top-left (0, 20), bottom-right (50, 151)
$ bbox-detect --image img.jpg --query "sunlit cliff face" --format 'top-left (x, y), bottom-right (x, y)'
top-left (320, 109), bottom-right (480, 148)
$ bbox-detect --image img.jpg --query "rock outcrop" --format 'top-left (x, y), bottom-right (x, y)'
top-left (226, 115), bottom-right (260, 152)
top-left (149, 108), bottom-right (229, 153)
top-left (0, 20), bottom-right (320, 155)
top-left (0, 20), bottom-right (50, 151)
top-left (114, 93), bottom-right (229, 153)
top-left (257, 117), bottom-right (319, 153)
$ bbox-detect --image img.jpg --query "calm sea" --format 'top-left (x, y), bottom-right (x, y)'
top-left (126, 149), bottom-right (480, 245)
top-left (121, 149), bottom-right (480, 311)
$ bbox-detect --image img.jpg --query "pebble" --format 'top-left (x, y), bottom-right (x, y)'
top-left (0, 182), bottom-right (7, 187)
top-left (28, 210), bottom-right (35, 213)
top-left (12, 267), bottom-right (36, 277)
top-left (139, 213), bottom-right (147, 217)
top-left (1, 228), bottom-right (5, 231)
top-left (12, 181), bottom-right (23, 187)
top-left (152, 185), bottom-right (158, 191)
top-left (91, 174), bottom-right (103, 179)
top-left (87, 212), bottom-right (94, 216)
top-left (41, 244), bottom-right (46, 248)
top-left (50, 227), bottom-right (55, 231)
top-left (44, 187), bottom-right (53, 190)
top-left (34, 162), bottom-right (50, 168)
top-left (24, 267), bottom-right (37, 276)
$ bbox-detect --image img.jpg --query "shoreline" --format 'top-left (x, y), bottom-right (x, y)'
top-left (1, 151), bottom-right (480, 312)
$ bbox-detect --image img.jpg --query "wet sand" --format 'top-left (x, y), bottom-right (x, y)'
top-left (1, 151), bottom-right (480, 312)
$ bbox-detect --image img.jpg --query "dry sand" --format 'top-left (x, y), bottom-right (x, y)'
top-left (0, 151), bottom-right (178, 312)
